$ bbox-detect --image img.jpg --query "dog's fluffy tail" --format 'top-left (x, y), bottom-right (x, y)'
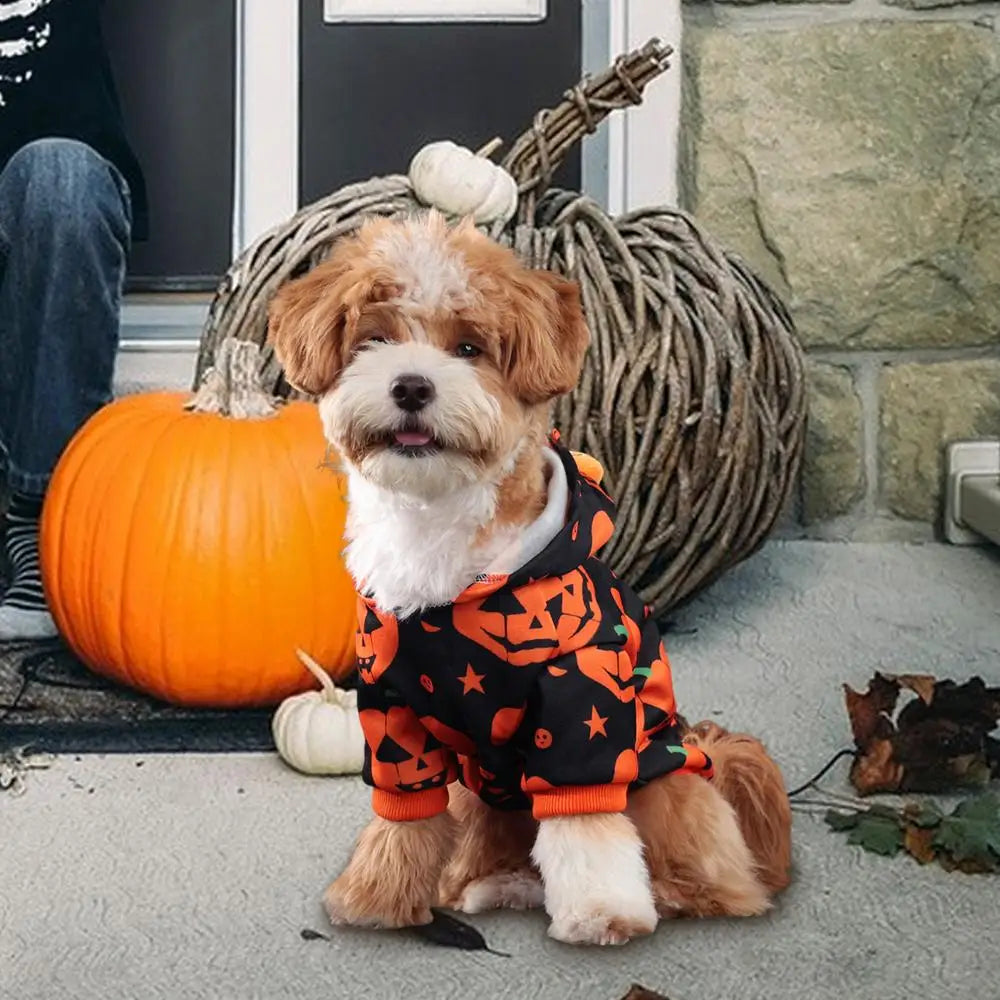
top-left (682, 721), bottom-right (792, 894)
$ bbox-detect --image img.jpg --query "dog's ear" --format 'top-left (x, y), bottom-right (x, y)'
top-left (267, 230), bottom-right (391, 397)
top-left (505, 270), bottom-right (590, 405)
top-left (267, 257), bottom-right (352, 396)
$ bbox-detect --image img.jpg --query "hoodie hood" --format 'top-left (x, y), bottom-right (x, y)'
top-left (455, 436), bottom-right (616, 604)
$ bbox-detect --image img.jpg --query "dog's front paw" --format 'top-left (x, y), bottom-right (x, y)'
top-left (446, 868), bottom-right (544, 914)
top-left (547, 894), bottom-right (658, 946)
top-left (533, 813), bottom-right (660, 946)
top-left (323, 874), bottom-right (432, 930)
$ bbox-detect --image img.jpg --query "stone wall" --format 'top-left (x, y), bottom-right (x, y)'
top-left (680, 1), bottom-right (1000, 539)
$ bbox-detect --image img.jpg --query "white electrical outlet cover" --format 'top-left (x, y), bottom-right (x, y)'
top-left (944, 439), bottom-right (1000, 545)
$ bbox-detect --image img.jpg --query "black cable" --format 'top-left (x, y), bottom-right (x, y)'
top-left (787, 747), bottom-right (857, 798)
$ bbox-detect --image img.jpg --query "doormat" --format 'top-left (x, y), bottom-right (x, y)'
top-left (0, 641), bottom-right (283, 754)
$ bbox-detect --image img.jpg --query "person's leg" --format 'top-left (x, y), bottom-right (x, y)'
top-left (0, 138), bottom-right (131, 641)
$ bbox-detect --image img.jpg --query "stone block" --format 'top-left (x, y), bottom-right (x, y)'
top-left (880, 359), bottom-right (1000, 521)
top-left (885, 0), bottom-right (984, 8)
top-left (682, 22), bottom-right (1000, 349)
top-left (802, 362), bottom-right (865, 523)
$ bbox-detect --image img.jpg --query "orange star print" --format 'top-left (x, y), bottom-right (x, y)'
top-left (458, 664), bottom-right (486, 695)
top-left (584, 706), bottom-right (609, 739)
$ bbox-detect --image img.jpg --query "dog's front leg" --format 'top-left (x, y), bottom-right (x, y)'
top-left (324, 812), bottom-right (456, 929)
top-left (532, 812), bottom-right (658, 946)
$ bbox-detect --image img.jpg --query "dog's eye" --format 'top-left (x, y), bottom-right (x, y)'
top-left (366, 335), bottom-right (389, 346)
top-left (455, 343), bottom-right (481, 359)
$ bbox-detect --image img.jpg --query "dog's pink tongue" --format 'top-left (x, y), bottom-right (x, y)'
top-left (395, 429), bottom-right (433, 447)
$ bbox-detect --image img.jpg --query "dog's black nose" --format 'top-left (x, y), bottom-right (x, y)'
top-left (390, 374), bottom-right (435, 412)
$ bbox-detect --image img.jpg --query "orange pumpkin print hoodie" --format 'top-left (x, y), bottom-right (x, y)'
top-left (355, 436), bottom-right (713, 823)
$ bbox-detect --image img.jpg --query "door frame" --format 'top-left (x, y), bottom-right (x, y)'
top-left (233, 0), bottom-right (682, 251)
top-left (324, 0), bottom-right (546, 20)
top-left (119, 0), bottom-right (681, 367)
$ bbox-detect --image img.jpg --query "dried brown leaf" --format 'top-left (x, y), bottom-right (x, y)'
top-left (843, 673), bottom-right (899, 747)
top-left (939, 853), bottom-right (998, 875)
top-left (850, 737), bottom-right (905, 796)
top-left (620, 988), bottom-right (672, 1000)
top-left (845, 672), bottom-right (1000, 796)
top-left (904, 825), bottom-right (937, 864)
top-left (884, 673), bottom-right (937, 705)
top-left (900, 751), bottom-right (994, 794)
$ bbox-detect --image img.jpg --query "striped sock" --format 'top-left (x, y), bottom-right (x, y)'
top-left (2, 491), bottom-right (46, 612)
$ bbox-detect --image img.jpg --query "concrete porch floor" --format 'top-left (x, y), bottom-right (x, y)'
top-left (1, 540), bottom-right (998, 1000)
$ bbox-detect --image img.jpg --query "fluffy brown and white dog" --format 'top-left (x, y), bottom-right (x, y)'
top-left (268, 211), bottom-right (792, 947)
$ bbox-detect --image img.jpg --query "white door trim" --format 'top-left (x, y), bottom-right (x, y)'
top-left (232, 0), bottom-right (300, 254)
top-left (603, 0), bottom-right (680, 214)
top-left (324, 0), bottom-right (545, 21)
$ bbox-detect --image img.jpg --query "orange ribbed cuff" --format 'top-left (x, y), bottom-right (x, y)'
top-left (371, 786), bottom-right (449, 822)
top-left (530, 784), bottom-right (628, 820)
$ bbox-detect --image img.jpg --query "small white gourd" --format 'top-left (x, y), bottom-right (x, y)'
top-left (409, 139), bottom-right (518, 225)
top-left (272, 649), bottom-right (364, 776)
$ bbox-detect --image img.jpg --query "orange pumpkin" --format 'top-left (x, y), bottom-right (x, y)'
top-left (39, 339), bottom-right (356, 708)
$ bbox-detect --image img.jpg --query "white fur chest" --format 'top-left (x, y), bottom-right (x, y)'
top-left (343, 470), bottom-right (514, 617)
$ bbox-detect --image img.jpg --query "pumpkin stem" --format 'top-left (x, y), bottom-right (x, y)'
top-left (185, 337), bottom-right (279, 419)
top-left (295, 648), bottom-right (339, 702)
top-left (475, 137), bottom-right (503, 160)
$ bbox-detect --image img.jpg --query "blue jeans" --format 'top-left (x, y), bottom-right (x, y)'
top-left (0, 138), bottom-right (131, 496)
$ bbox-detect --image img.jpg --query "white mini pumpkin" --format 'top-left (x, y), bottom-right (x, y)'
top-left (272, 649), bottom-right (364, 775)
top-left (409, 140), bottom-right (519, 225)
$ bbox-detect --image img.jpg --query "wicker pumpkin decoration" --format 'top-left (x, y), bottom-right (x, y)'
top-left (39, 339), bottom-right (356, 708)
top-left (194, 40), bottom-right (807, 619)
top-left (272, 649), bottom-right (364, 775)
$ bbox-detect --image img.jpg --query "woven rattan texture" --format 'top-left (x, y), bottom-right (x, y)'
top-left (195, 41), bottom-right (806, 615)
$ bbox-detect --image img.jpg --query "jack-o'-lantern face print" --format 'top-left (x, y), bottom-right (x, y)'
top-left (637, 647), bottom-right (676, 718)
top-left (356, 598), bottom-right (399, 684)
top-left (573, 594), bottom-right (646, 702)
top-left (634, 643), bottom-right (678, 740)
top-left (419, 714), bottom-right (478, 757)
top-left (360, 706), bottom-right (452, 792)
top-left (453, 567), bottom-right (603, 666)
top-left (589, 508), bottom-right (615, 556)
top-left (575, 643), bottom-right (636, 702)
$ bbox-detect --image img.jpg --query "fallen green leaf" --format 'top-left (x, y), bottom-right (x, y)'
top-left (902, 800), bottom-right (944, 829)
top-left (846, 814), bottom-right (904, 856)
top-left (867, 803), bottom-right (904, 824)
top-left (932, 794), bottom-right (1000, 871)
top-left (824, 792), bottom-right (1000, 873)
top-left (825, 809), bottom-right (861, 832)
top-left (950, 792), bottom-right (1000, 825)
